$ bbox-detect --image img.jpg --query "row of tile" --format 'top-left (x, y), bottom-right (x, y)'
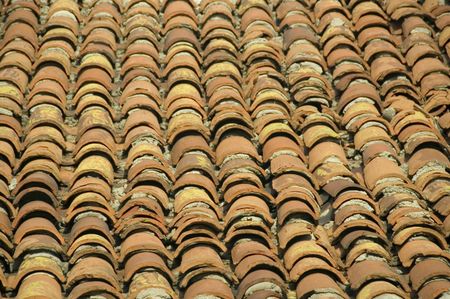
top-left (118, 1), bottom-right (175, 298)
top-left (236, 1), bottom-right (302, 298)
top-left (382, 1), bottom-right (450, 297)
top-left (67, 0), bottom-right (125, 297)
top-left (408, 0), bottom-right (450, 138)
top-left (162, 1), bottom-right (232, 298)
top-left (326, 0), bottom-right (450, 297)
top-left (0, 1), bottom-right (55, 297)
top-left (243, 1), bottom-right (352, 298)
top-left (279, 1), bottom-right (408, 297)
top-left (1, 0), bottom-right (121, 297)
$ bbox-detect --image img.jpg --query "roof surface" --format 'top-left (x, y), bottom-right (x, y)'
top-left (0, 0), bottom-right (450, 298)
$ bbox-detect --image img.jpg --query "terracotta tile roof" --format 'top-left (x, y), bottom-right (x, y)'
top-left (0, 0), bottom-right (449, 297)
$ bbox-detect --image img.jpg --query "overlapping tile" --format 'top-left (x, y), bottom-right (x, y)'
top-left (281, 1), bottom-right (408, 298)
top-left (5, 0), bottom-right (67, 297)
top-left (0, 0), bottom-right (449, 298)
top-left (163, 1), bottom-right (235, 297)
top-left (64, 1), bottom-right (122, 298)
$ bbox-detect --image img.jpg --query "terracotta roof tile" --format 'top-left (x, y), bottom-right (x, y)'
top-left (1, 0), bottom-right (450, 297)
